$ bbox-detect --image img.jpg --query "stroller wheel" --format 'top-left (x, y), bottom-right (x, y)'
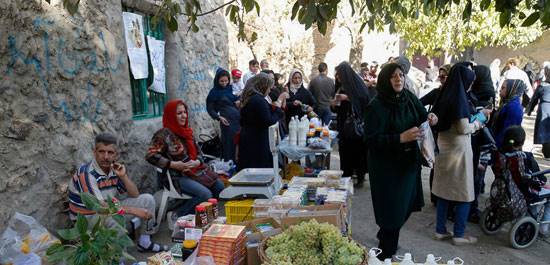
top-left (480, 208), bottom-right (503, 235)
top-left (509, 216), bottom-right (539, 249)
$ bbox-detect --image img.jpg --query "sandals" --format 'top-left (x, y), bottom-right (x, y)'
top-left (433, 231), bottom-right (454, 240)
top-left (137, 241), bottom-right (169, 253)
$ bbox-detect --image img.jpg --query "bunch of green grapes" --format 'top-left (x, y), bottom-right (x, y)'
top-left (263, 219), bottom-right (364, 265)
top-left (333, 240), bottom-right (364, 265)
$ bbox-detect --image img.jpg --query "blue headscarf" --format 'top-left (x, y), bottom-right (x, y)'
top-left (500, 79), bottom-right (526, 105)
top-left (208, 68), bottom-right (238, 102)
top-left (432, 63), bottom-right (476, 132)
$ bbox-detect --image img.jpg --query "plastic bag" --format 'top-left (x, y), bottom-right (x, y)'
top-left (208, 159), bottom-right (235, 175)
top-left (0, 212), bottom-right (59, 265)
top-left (196, 256), bottom-right (216, 265)
top-left (307, 137), bottom-right (330, 149)
top-left (417, 121), bottom-right (435, 168)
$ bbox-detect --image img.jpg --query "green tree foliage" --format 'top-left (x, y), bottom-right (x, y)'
top-left (63, 0), bottom-right (549, 50)
top-left (394, 0), bottom-right (544, 59)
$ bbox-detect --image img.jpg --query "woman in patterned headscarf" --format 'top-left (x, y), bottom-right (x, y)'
top-left (491, 79), bottom-right (525, 148)
top-left (283, 69), bottom-right (316, 124)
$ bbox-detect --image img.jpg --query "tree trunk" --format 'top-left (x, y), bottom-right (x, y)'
top-left (349, 34), bottom-right (364, 70)
top-left (311, 22), bottom-right (335, 79)
top-left (443, 50), bottom-right (452, 64)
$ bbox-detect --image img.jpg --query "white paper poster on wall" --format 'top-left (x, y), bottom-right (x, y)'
top-left (122, 12), bottom-right (149, 79)
top-left (147, 36), bottom-right (166, 94)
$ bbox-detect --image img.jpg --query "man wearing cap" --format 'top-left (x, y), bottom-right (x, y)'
top-left (231, 69), bottom-right (244, 96)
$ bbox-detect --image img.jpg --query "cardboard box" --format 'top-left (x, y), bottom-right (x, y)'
top-left (239, 218), bottom-right (283, 265)
top-left (279, 203), bottom-right (345, 232)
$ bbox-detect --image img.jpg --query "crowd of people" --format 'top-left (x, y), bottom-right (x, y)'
top-left (67, 56), bottom-right (550, 258)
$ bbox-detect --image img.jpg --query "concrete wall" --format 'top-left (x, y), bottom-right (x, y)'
top-left (474, 30), bottom-right (550, 67)
top-left (0, 0), bottom-right (227, 231)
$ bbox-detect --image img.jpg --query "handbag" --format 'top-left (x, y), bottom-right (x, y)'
top-left (198, 134), bottom-right (222, 158)
top-left (341, 107), bottom-right (364, 140)
top-left (187, 165), bottom-right (219, 188)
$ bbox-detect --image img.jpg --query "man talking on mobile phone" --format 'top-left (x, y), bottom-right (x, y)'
top-left (68, 133), bottom-right (167, 252)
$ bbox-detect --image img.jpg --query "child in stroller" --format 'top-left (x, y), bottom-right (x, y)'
top-left (481, 125), bottom-right (550, 248)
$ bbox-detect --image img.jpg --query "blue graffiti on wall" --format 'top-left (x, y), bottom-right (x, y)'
top-left (4, 17), bottom-right (124, 123)
top-left (177, 53), bottom-right (220, 94)
top-left (176, 53), bottom-right (221, 114)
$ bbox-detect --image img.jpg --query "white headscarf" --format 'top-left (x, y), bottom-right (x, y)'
top-left (288, 69), bottom-right (303, 94)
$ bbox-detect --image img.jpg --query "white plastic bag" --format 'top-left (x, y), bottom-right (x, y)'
top-left (417, 121), bottom-right (435, 168)
top-left (0, 212), bottom-right (59, 265)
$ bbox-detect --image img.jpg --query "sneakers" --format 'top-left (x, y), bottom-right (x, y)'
top-left (434, 231), bottom-right (454, 240)
top-left (452, 236), bottom-right (478, 246)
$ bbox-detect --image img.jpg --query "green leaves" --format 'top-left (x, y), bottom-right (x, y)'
top-left (167, 16), bottom-right (178, 32)
top-left (242, 0), bottom-right (255, 13)
top-left (499, 9), bottom-right (512, 27)
top-left (57, 227), bottom-right (79, 241)
top-left (48, 212), bottom-right (134, 264)
top-left (76, 215), bottom-right (88, 235)
top-left (46, 242), bottom-right (76, 264)
top-left (80, 193), bottom-right (101, 212)
top-left (521, 12), bottom-right (539, 26)
top-left (462, 0), bottom-right (472, 20)
top-left (48, 192), bottom-right (133, 265)
top-left (479, 0), bottom-right (491, 11)
top-left (58, 0), bottom-right (550, 35)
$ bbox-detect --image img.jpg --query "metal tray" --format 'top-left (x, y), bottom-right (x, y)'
top-left (228, 168), bottom-right (275, 186)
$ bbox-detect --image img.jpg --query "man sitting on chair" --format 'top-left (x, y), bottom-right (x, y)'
top-left (68, 133), bottom-right (167, 252)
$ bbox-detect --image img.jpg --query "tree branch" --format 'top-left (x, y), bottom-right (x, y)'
top-left (196, 0), bottom-right (238, 17)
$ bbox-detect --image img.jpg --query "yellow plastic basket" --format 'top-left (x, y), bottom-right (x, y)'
top-left (225, 199), bottom-right (255, 224)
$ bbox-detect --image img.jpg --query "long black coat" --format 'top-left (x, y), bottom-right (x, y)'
top-left (238, 94), bottom-right (284, 170)
top-left (528, 83), bottom-right (550, 144)
top-left (365, 93), bottom-right (428, 230)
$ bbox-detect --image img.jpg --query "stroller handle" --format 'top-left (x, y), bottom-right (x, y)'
top-left (525, 168), bottom-right (550, 178)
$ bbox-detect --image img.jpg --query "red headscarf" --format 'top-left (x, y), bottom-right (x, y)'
top-left (162, 100), bottom-right (198, 160)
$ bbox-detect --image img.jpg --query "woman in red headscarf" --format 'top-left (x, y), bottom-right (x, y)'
top-left (146, 99), bottom-right (225, 218)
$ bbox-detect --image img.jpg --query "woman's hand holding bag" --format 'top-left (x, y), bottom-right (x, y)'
top-left (400, 127), bottom-right (423, 143)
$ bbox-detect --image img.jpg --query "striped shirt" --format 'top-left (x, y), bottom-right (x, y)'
top-left (68, 159), bottom-right (127, 215)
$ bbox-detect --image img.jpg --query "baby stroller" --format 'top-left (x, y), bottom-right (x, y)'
top-left (480, 150), bottom-right (550, 248)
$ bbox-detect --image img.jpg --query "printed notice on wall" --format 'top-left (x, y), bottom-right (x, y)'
top-left (147, 36), bottom-right (166, 94)
top-left (122, 12), bottom-right (148, 79)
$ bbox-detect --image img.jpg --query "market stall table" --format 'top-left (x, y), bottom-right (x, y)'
top-left (277, 137), bottom-right (335, 177)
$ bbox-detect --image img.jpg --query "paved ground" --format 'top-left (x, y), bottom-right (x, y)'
top-left (350, 114), bottom-right (550, 265)
top-left (130, 114), bottom-right (550, 264)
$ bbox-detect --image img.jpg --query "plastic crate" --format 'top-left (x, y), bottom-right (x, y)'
top-left (224, 199), bottom-right (255, 224)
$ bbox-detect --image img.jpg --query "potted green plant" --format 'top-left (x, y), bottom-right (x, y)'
top-left (46, 193), bottom-right (135, 265)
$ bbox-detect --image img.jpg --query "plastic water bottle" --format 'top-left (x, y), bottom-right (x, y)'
top-left (383, 258), bottom-right (393, 265)
top-left (289, 116), bottom-right (298, 146)
top-left (367, 248), bottom-right (383, 265)
top-left (424, 254), bottom-right (439, 265)
top-left (447, 257), bottom-right (464, 265)
top-left (298, 116), bottom-right (309, 147)
top-left (398, 253), bottom-right (415, 265)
